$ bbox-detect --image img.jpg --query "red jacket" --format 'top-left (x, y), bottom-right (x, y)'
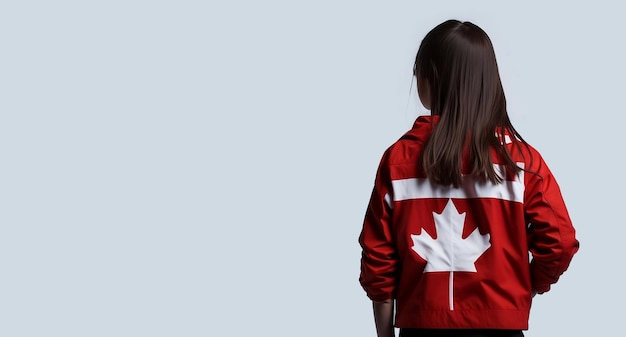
top-left (359, 116), bottom-right (579, 329)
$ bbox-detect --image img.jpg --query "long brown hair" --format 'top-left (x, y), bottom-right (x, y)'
top-left (415, 20), bottom-right (526, 187)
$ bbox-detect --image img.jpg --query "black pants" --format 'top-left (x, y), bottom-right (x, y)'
top-left (399, 329), bottom-right (524, 337)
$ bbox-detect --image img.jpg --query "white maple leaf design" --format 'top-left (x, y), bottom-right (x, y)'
top-left (410, 199), bottom-right (491, 310)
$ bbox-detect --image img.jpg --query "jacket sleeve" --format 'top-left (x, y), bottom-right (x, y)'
top-left (524, 156), bottom-right (579, 294)
top-left (359, 152), bottom-right (397, 302)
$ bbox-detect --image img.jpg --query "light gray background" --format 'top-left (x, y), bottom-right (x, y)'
top-left (1, 1), bottom-right (622, 336)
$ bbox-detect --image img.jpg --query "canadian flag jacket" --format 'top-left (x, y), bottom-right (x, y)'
top-left (358, 115), bottom-right (579, 329)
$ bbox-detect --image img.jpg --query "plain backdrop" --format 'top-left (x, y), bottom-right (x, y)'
top-left (0, 1), bottom-right (623, 336)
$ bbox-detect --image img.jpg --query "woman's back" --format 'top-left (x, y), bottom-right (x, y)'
top-left (360, 115), bottom-right (577, 329)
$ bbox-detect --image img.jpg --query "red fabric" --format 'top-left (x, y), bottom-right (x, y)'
top-left (359, 116), bottom-right (579, 329)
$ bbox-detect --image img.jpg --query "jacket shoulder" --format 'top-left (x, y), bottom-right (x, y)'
top-left (381, 117), bottom-right (435, 166)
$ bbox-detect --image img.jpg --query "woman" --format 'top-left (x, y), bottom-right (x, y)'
top-left (358, 20), bottom-right (579, 337)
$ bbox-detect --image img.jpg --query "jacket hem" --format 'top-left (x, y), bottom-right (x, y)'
top-left (395, 308), bottom-right (530, 330)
